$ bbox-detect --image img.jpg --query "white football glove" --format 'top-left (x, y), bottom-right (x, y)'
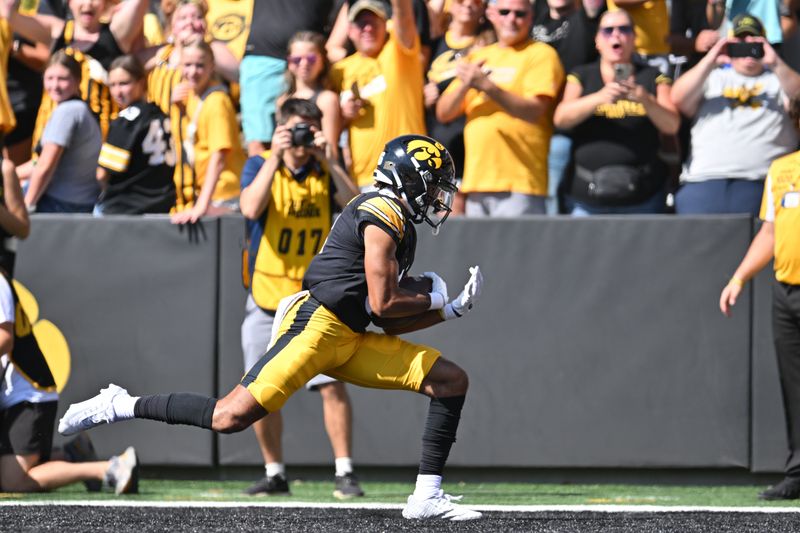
top-left (442, 266), bottom-right (483, 320)
top-left (424, 271), bottom-right (449, 310)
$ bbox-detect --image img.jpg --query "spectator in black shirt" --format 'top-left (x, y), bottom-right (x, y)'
top-left (531, 0), bottom-right (606, 213)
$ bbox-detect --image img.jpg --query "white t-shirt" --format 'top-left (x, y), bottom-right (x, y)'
top-left (681, 66), bottom-right (798, 183)
top-left (0, 277), bottom-right (58, 410)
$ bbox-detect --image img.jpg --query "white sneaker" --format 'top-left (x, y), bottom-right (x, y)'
top-left (58, 384), bottom-right (130, 436)
top-left (105, 446), bottom-right (139, 495)
top-left (402, 490), bottom-right (483, 521)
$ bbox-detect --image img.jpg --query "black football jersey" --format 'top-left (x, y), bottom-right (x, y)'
top-left (303, 191), bottom-right (417, 332)
top-left (97, 101), bottom-right (176, 214)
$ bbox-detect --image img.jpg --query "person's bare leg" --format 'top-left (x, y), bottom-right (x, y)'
top-left (247, 140), bottom-right (268, 157)
top-left (210, 385), bottom-right (268, 433)
top-left (252, 411), bottom-right (283, 464)
top-left (318, 382), bottom-right (352, 460)
top-left (0, 454), bottom-right (105, 492)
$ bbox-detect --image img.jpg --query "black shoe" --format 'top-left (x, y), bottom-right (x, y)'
top-left (244, 474), bottom-right (290, 495)
top-left (333, 473), bottom-right (365, 499)
top-left (759, 477), bottom-right (800, 500)
top-left (63, 432), bottom-right (102, 492)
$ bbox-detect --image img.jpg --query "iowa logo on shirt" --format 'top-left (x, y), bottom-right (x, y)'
top-left (407, 139), bottom-right (445, 170)
top-left (723, 84), bottom-right (764, 109)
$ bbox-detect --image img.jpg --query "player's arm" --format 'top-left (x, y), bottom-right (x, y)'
top-left (240, 123), bottom-right (295, 220)
top-left (0, 321), bottom-right (12, 356)
top-left (25, 142), bottom-right (65, 209)
top-left (719, 221), bottom-right (775, 316)
top-left (0, 160), bottom-right (30, 239)
top-left (364, 225), bottom-right (437, 318)
top-left (109, 0), bottom-right (150, 53)
top-left (391, 0), bottom-right (418, 50)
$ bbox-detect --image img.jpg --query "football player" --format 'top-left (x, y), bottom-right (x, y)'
top-left (58, 134), bottom-right (485, 521)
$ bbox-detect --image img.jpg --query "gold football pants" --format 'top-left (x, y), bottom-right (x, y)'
top-left (241, 293), bottom-right (441, 412)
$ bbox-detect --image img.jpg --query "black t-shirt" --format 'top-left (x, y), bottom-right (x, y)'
top-left (669, 0), bottom-right (712, 71)
top-left (531, 0), bottom-right (603, 73)
top-left (245, 0), bottom-right (338, 58)
top-left (97, 101), bottom-right (176, 214)
top-left (303, 191), bottom-right (416, 333)
top-left (7, 0), bottom-right (64, 114)
top-left (425, 34), bottom-right (472, 177)
top-left (567, 62), bottom-right (668, 200)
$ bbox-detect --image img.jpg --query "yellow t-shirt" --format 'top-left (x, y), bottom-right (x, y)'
top-left (761, 150), bottom-right (800, 285)
top-left (607, 0), bottom-right (669, 55)
top-left (330, 32), bottom-right (426, 188)
top-left (446, 39), bottom-right (564, 196)
top-left (172, 89), bottom-right (244, 211)
top-left (206, 0), bottom-right (253, 60)
top-left (0, 19), bottom-right (16, 134)
top-left (143, 12), bottom-right (165, 47)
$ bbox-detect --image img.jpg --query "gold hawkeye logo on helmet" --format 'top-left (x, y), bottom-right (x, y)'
top-left (406, 139), bottom-right (444, 170)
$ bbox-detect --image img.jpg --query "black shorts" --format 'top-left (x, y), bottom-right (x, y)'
top-left (0, 401), bottom-right (57, 460)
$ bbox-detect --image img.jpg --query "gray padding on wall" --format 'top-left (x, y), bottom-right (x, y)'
top-left (14, 215), bottom-right (774, 469)
top-left (217, 216), bottom-right (756, 468)
top-left (17, 215), bottom-right (217, 465)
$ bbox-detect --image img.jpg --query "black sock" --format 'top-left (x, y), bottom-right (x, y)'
top-left (133, 393), bottom-right (217, 429)
top-left (419, 395), bottom-right (465, 476)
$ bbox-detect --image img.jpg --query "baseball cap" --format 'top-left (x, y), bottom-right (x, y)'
top-left (349, 0), bottom-right (389, 22)
top-left (731, 13), bottom-right (766, 37)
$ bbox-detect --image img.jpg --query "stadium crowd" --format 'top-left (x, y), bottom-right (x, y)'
top-left (1, 0), bottom-right (798, 218)
top-left (2, 0), bottom-right (800, 505)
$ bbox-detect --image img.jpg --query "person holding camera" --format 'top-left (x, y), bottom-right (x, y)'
top-left (671, 13), bottom-right (800, 215)
top-left (553, 8), bottom-right (680, 215)
top-left (238, 98), bottom-right (361, 499)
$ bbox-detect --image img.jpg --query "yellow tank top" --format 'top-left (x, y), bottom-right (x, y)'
top-left (252, 152), bottom-right (333, 310)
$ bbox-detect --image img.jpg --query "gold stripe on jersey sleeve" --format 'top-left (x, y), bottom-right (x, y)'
top-left (98, 144), bottom-right (131, 172)
top-left (358, 197), bottom-right (406, 239)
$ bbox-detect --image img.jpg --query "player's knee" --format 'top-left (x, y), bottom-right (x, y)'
top-left (319, 382), bottom-right (349, 403)
top-left (212, 404), bottom-right (255, 434)
top-left (450, 365), bottom-right (469, 396)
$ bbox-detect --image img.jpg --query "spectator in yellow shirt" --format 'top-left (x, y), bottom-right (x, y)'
top-left (170, 37), bottom-right (244, 223)
top-left (330, 0), bottom-right (426, 190)
top-left (436, 0), bottom-right (564, 216)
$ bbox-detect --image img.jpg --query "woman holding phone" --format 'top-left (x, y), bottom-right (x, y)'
top-left (553, 9), bottom-right (679, 215)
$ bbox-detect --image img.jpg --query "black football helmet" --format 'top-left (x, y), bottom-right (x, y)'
top-left (373, 134), bottom-right (457, 230)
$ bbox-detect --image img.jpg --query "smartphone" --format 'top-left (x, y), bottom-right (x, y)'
top-left (613, 63), bottom-right (633, 82)
top-left (727, 41), bottom-right (764, 59)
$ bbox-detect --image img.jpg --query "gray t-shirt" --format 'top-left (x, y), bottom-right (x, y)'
top-left (681, 66), bottom-right (798, 183)
top-left (40, 99), bottom-right (102, 205)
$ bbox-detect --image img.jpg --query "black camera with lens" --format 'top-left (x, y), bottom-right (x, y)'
top-left (290, 123), bottom-right (315, 147)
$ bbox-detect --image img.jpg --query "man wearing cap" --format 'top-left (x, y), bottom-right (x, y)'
top-left (330, 0), bottom-right (426, 190)
top-left (671, 13), bottom-right (800, 215)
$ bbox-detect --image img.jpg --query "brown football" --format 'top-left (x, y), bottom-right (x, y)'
top-left (370, 275), bottom-right (433, 330)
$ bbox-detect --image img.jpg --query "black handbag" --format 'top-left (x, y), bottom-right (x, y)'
top-left (574, 164), bottom-right (651, 204)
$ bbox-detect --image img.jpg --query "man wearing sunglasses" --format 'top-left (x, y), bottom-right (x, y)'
top-left (436, 0), bottom-right (564, 217)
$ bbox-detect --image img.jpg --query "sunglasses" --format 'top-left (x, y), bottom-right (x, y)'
top-left (496, 8), bottom-right (528, 18)
top-left (598, 25), bottom-right (634, 37)
top-left (288, 54), bottom-right (318, 66)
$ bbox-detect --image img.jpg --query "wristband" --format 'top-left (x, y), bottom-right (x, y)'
top-left (728, 276), bottom-right (745, 288)
top-left (439, 302), bottom-right (463, 321)
top-left (428, 292), bottom-right (446, 310)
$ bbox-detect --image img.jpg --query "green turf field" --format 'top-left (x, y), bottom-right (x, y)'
top-left (3, 479), bottom-right (800, 507)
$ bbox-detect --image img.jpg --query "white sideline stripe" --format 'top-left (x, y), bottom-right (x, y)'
top-left (2, 501), bottom-right (800, 513)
